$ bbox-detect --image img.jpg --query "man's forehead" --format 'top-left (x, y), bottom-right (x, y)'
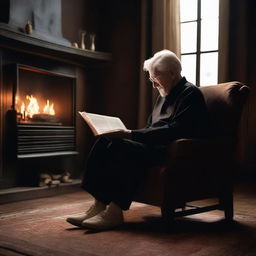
top-left (149, 67), bottom-right (160, 77)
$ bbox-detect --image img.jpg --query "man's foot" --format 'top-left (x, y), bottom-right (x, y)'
top-left (81, 202), bottom-right (124, 230)
top-left (66, 201), bottom-right (106, 227)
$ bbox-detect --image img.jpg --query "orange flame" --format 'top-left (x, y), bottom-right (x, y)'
top-left (20, 102), bottom-right (26, 119)
top-left (18, 95), bottom-right (56, 119)
top-left (26, 95), bottom-right (40, 118)
top-left (43, 100), bottom-right (55, 115)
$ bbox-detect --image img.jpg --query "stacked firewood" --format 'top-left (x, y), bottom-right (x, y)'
top-left (39, 171), bottom-right (73, 187)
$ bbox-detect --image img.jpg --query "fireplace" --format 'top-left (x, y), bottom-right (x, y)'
top-left (16, 65), bottom-right (74, 126)
top-left (0, 49), bottom-right (110, 189)
top-left (0, 0), bottom-right (111, 191)
top-left (13, 64), bottom-right (76, 157)
top-left (2, 53), bottom-right (79, 187)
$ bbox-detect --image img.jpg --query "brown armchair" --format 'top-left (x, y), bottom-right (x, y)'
top-left (134, 81), bottom-right (250, 223)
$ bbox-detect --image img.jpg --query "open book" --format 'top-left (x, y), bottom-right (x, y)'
top-left (78, 111), bottom-right (128, 136)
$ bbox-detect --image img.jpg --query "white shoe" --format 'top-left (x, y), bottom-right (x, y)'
top-left (66, 201), bottom-right (106, 227)
top-left (82, 203), bottom-right (124, 230)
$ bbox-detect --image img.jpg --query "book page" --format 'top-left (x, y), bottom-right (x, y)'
top-left (79, 112), bottom-right (127, 135)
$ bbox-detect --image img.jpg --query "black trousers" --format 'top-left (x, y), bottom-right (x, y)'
top-left (81, 136), bottom-right (166, 210)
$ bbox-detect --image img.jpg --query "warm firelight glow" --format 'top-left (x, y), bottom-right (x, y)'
top-left (43, 100), bottom-right (55, 115)
top-left (20, 102), bottom-right (26, 119)
top-left (18, 95), bottom-right (56, 119)
top-left (26, 95), bottom-right (40, 118)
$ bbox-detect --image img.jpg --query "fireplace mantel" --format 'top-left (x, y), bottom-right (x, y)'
top-left (0, 26), bottom-right (112, 66)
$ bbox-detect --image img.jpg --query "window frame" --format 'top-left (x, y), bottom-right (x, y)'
top-left (180, 0), bottom-right (219, 86)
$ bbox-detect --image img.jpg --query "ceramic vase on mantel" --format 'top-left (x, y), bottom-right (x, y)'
top-left (90, 34), bottom-right (95, 51)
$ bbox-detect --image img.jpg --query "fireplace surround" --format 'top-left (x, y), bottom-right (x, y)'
top-left (0, 0), bottom-right (111, 190)
top-left (3, 50), bottom-right (79, 187)
top-left (1, 48), bottom-right (110, 189)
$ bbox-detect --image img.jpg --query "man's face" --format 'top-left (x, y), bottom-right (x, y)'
top-left (149, 71), bottom-right (173, 97)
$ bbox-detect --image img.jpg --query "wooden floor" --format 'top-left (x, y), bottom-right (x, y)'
top-left (0, 181), bottom-right (256, 256)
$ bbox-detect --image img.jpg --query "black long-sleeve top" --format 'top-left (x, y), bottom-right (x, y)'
top-left (131, 77), bottom-right (209, 146)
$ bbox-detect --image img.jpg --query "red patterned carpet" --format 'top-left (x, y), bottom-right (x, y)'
top-left (0, 184), bottom-right (256, 256)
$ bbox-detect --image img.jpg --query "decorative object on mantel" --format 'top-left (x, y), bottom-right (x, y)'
top-left (25, 20), bottom-right (33, 35)
top-left (90, 33), bottom-right (96, 51)
top-left (0, 27), bottom-right (112, 66)
top-left (39, 171), bottom-right (73, 187)
top-left (79, 30), bottom-right (96, 51)
top-left (72, 42), bottom-right (78, 48)
top-left (80, 30), bottom-right (86, 49)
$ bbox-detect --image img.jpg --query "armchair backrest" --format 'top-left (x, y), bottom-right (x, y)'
top-left (199, 82), bottom-right (250, 136)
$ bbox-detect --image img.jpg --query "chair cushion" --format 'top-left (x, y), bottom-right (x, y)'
top-left (199, 82), bottom-right (249, 136)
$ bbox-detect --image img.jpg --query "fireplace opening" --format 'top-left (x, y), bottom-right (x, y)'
top-left (15, 65), bottom-right (74, 126)
top-left (8, 64), bottom-right (78, 159)
top-left (4, 63), bottom-right (79, 187)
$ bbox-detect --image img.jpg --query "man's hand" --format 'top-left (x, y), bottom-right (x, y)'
top-left (100, 129), bottom-right (132, 139)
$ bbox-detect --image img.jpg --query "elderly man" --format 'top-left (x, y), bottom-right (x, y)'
top-left (66, 49), bottom-right (208, 230)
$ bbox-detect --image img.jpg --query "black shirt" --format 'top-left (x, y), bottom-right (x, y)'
top-left (131, 77), bottom-right (209, 146)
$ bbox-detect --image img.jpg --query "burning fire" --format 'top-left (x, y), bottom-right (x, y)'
top-left (18, 95), bottom-right (56, 119)
top-left (43, 100), bottom-right (55, 115)
top-left (26, 95), bottom-right (40, 118)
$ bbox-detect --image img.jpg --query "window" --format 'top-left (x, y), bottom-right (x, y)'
top-left (180, 0), bottom-right (219, 86)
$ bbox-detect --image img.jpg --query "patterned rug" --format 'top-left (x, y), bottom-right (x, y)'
top-left (0, 190), bottom-right (256, 256)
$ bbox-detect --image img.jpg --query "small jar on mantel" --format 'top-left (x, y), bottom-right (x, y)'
top-left (25, 20), bottom-right (33, 35)
top-left (90, 34), bottom-right (96, 51)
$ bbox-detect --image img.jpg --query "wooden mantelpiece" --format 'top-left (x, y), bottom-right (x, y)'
top-left (0, 25), bottom-right (112, 66)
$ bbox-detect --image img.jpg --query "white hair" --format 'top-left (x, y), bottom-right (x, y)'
top-left (143, 49), bottom-right (182, 76)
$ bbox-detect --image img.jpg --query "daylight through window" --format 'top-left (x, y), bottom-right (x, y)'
top-left (180, 0), bottom-right (219, 86)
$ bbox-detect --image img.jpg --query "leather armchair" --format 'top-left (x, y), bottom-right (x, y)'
top-left (134, 81), bottom-right (250, 222)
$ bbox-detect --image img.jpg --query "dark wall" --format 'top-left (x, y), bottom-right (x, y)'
top-left (62, 0), bottom-right (141, 130)
top-left (62, 0), bottom-right (88, 46)
top-left (97, 0), bottom-right (141, 129)
top-left (61, 0), bottom-right (142, 179)
top-left (228, 0), bottom-right (256, 175)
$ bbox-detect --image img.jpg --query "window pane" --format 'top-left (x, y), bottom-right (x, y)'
top-left (180, 0), bottom-right (198, 22)
top-left (201, 18), bottom-right (219, 51)
top-left (200, 52), bottom-right (218, 86)
top-left (201, 0), bottom-right (219, 19)
top-left (181, 22), bottom-right (197, 54)
top-left (181, 54), bottom-right (196, 85)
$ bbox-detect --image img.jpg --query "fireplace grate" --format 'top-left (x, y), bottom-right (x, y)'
top-left (17, 124), bottom-right (77, 158)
